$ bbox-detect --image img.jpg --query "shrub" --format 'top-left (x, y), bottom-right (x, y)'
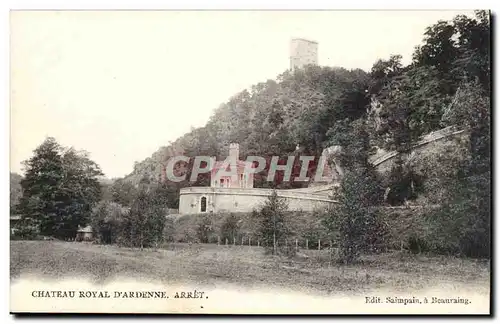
top-left (407, 234), bottom-right (430, 254)
top-left (196, 214), bottom-right (213, 244)
top-left (115, 184), bottom-right (167, 249)
top-left (163, 217), bottom-right (176, 243)
top-left (219, 213), bottom-right (240, 244)
top-left (90, 200), bottom-right (128, 245)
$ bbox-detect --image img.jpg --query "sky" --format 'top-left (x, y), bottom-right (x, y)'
top-left (10, 10), bottom-right (476, 179)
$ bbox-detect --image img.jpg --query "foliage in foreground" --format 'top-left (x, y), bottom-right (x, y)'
top-left (91, 181), bottom-right (168, 248)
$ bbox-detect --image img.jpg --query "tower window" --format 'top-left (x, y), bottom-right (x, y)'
top-left (200, 197), bottom-right (207, 212)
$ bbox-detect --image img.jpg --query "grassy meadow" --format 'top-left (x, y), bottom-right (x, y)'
top-left (10, 240), bottom-right (490, 296)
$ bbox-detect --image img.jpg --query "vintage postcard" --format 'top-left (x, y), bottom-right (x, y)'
top-left (9, 10), bottom-right (491, 315)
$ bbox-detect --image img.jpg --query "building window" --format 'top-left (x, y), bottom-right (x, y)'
top-left (220, 179), bottom-right (224, 187)
top-left (200, 196), bottom-right (207, 213)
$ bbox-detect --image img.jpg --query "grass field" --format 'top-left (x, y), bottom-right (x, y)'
top-left (10, 241), bottom-right (490, 296)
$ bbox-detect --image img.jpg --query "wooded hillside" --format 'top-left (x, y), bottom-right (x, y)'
top-left (122, 11), bottom-right (489, 209)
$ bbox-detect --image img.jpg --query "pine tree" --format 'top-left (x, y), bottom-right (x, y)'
top-left (254, 190), bottom-right (291, 255)
top-left (325, 119), bottom-right (385, 264)
top-left (18, 138), bottom-right (65, 237)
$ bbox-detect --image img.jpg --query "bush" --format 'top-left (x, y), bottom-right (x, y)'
top-left (219, 213), bottom-right (240, 244)
top-left (12, 219), bottom-right (39, 240)
top-left (196, 214), bottom-right (213, 243)
top-left (163, 217), bottom-right (176, 243)
top-left (407, 234), bottom-right (430, 254)
top-left (90, 200), bottom-right (128, 245)
top-left (423, 187), bottom-right (490, 258)
top-left (113, 183), bottom-right (167, 249)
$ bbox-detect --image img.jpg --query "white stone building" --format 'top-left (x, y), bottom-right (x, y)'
top-left (178, 143), bottom-right (337, 215)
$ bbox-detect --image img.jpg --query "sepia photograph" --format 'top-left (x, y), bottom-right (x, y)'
top-left (9, 9), bottom-right (491, 315)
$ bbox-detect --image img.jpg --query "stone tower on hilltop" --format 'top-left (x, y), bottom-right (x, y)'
top-left (290, 38), bottom-right (318, 71)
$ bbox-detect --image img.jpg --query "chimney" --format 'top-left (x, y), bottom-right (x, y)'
top-left (229, 143), bottom-right (240, 162)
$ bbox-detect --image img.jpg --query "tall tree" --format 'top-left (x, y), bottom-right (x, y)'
top-left (58, 148), bottom-right (103, 236)
top-left (413, 11), bottom-right (490, 96)
top-left (18, 138), bottom-right (65, 237)
top-left (324, 119), bottom-right (385, 264)
top-left (253, 190), bottom-right (291, 255)
top-left (18, 138), bottom-right (103, 239)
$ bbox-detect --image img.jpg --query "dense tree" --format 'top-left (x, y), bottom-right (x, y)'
top-left (58, 148), bottom-right (103, 235)
top-left (365, 12), bottom-right (491, 205)
top-left (220, 213), bottom-right (240, 244)
top-left (253, 190), bottom-right (291, 255)
top-left (18, 138), bottom-right (64, 236)
top-left (117, 181), bottom-right (167, 248)
top-left (90, 200), bottom-right (129, 244)
top-left (368, 11), bottom-right (489, 147)
top-left (108, 178), bottom-right (138, 207)
top-left (422, 80), bottom-right (490, 257)
top-left (324, 119), bottom-right (385, 263)
top-left (413, 10), bottom-right (490, 94)
top-left (18, 138), bottom-right (103, 239)
top-left (10, 172), bottom-right (23, 214)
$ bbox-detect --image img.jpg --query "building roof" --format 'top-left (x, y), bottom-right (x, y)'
top-left (77, 225), bottom-right (93, 233)
top-left (211, 160), bottom-right (249, 175)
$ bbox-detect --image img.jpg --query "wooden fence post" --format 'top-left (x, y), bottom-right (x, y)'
top-left (306, 239), bottom-right (309, 250)
top-left (257, 240), bottom-right (260, 247)
top-left (318, 239), bottom-right (321, 251)
top-left (248, 237), bottom-right (251, 246)
top-left (295, 238), bottom-right (298, 251)
top-left (225, 238), bottom-right (228, 246)
top-left (217, 236), bottom-right (220, 246)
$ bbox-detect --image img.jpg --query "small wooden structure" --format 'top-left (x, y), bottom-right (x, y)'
top-left (75, 225), bottom-right (93, 242)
